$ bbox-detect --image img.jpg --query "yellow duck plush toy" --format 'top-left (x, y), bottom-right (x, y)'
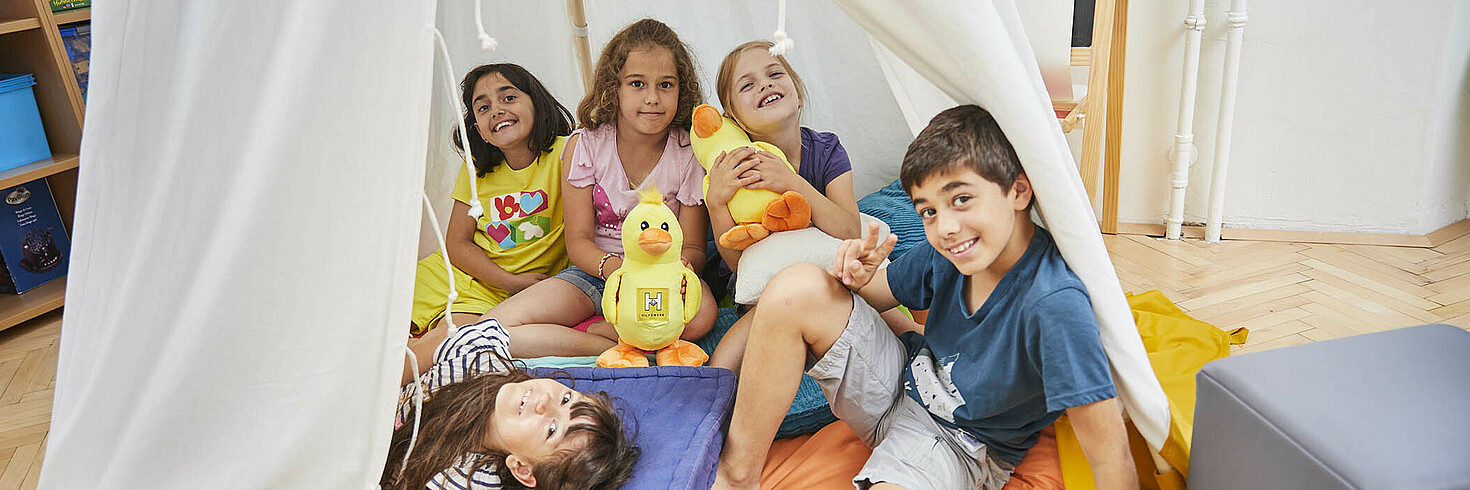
top-left (596, 187), bottom-right (708, 368)
top-left (690, 104), bottom-right (812, 250)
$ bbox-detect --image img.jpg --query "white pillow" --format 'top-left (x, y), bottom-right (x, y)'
top-left (733, 214), bottom-right (891, 305)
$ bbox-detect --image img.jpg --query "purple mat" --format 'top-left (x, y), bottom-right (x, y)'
top-left (531, 366), bottom-right (735, 490)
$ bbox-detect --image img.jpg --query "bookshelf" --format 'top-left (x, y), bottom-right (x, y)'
top-left (0, 0), bottom-right (84, 332)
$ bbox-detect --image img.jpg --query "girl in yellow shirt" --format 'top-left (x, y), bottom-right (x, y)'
top-left (410, 64), bottom-right (575, 335)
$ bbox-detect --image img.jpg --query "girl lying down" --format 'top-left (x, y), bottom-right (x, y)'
top-left (384, 319), bottom-right (640, 490)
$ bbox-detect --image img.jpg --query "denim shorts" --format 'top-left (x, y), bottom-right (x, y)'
top-left (553, 264), bottom-right (605, 315)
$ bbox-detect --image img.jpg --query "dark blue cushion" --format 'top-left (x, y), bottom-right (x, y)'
top-left (695, 307), bottom-right (837, 438)
top-left (531, 366), bottom-right (735, 490)
top-left (858, 180), bottom-right (925, 260)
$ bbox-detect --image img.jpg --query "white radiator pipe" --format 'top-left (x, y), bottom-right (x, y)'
top-left (1205, 0), bottom-right (1248, 242)
top-left (1165, 0), bottom-right (1207, 240)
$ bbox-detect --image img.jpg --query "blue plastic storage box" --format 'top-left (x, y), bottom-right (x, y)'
top-left (0, 74), bottom-right (52, 171)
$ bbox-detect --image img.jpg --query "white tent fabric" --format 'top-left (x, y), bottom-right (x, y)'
top-left (38, 0), bottom-right (1167, 486)
top-left (40, 1), bottom-right (435, 487)
top-left (834, 0), bottom-right (1174, 468)
top-left (419, 0), bottom-right (1079, 256)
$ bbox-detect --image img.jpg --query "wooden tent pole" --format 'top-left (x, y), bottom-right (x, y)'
top-left (569, 0), bottom-right (593, 92)
top-left (1077, 0), bottom-right (1116, 206)
top-left (1100, 0), bottom-right (1130, 234)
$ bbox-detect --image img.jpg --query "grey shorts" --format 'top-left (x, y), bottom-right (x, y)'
top-left (552, 265), bottom-right (604, 315)
top-left (806, 292), bottom-right (1015, 490)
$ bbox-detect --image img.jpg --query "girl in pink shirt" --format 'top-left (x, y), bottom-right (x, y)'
top-left (478, 19), bottom-right (716, 357)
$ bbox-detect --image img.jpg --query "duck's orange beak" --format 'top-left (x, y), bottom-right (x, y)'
top-left (638, 229), bottom-right (673, 256)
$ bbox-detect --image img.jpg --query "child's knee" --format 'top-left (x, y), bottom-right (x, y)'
top-left (764, 263), bottom-right (846, 309)
top-left (681, 306), bottom-right (715, 340)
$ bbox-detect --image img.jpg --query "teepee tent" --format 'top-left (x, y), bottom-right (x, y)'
top-left (40, 0), bottom-right (1175, 487)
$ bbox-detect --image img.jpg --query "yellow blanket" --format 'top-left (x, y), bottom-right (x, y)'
top-left (1057, 290), bottom-right (1248, 489)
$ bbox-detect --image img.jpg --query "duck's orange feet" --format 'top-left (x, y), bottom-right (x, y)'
top-left (718, 223), bottom-right (770, 251)
top-left (655, 340), bottom-right (709, 367)
top-left (596, 340), bottom-right (650, 368)
top-left (762, 191), bottom-right (811, 232)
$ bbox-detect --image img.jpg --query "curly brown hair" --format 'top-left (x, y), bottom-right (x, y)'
top-left (576, 18), bottom-right (703, 132)
top-left (381, 369), bottom-right (640, 490)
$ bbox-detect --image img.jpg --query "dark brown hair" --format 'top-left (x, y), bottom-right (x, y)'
top-left (381, 369), bottom-right (639, 490)
top-left (900, 105), bottom-right (1025, 196)
top-left (453, 63), bottom-right (575, 177)
top-left (715, 40), bottom-right (808, 123)
top-left (576, 18), bottom-right (702, 131)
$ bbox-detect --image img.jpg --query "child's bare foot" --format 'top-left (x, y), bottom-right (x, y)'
top-left (587, 320), bottom-right (619, 341)
top-left (762, 191), bottom-right (811, 232)
top-left (719, 223), bottom-right (770, 250)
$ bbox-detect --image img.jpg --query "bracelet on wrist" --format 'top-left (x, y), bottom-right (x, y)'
top-left (597, 253), bottom-right (620, 279)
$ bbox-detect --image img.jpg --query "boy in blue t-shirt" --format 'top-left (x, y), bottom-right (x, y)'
top-left (712, 105), bottom-right (1137, 490)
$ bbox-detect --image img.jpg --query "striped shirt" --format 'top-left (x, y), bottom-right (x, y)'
top-left (397, 319), bottom-right (515, 489)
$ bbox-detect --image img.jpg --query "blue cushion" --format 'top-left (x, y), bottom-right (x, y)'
top-left (531, 366), bottom-right (735, 490)
top-left (857, 179), bottom-right (925, 260)
top-left (695, 307), bottom-right (837, 438)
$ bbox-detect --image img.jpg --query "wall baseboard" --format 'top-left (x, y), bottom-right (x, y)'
top-left (1111, 219), bottom-right (1470, 248)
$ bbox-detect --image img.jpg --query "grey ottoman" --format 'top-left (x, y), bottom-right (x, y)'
top-left (1189, 324), bottom-right (1470, 490)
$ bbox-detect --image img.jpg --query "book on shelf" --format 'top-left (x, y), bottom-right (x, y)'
top-left (59, 23), bottom-right (90, 102)
top-left (0, 179), bottom-right (70, 294)
top-left (49, 0), bottom-right (89, 12)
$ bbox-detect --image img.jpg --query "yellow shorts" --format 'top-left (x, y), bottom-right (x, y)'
top-left (410, 250), bottom-right (511, 335)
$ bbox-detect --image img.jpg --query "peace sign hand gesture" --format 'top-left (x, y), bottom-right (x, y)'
top-left (831, 221), bottom-right (897, 292)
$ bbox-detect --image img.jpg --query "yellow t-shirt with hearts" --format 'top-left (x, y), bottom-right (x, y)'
top-left (451, 136), bottom-right (569, 277)
top-left (411, 137), bottom-right (569, 333)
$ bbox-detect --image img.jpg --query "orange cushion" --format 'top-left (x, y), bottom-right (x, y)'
top-left (1002, 426), bottom-right (1064, 490)
top-left (759, 422), bottom-right (1064, 490)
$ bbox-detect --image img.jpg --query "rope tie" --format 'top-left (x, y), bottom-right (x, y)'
top-left (396, 346), bottom-right (426, 481)
top-left (431, 27), bottom-right (484, 221)
top-left (474, 0), bottom-right (499, 50)
top-left (769, 0), bottom-right (794, 56)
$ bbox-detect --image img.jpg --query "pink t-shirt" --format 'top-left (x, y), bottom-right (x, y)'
top-left (567, 124), bottom-right (706, 253)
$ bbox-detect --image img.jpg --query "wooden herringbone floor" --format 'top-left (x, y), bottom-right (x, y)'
top-left (0, 233), bottom-right (1468, 487)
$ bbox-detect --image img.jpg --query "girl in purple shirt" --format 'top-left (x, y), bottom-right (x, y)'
top-left (706, 40), bottom-right (864, 272)
top-left (705, 41), bottom-right (868, 369)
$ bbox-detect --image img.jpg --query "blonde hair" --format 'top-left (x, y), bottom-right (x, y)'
top-left (576, 19), bottom-right (703, 131)
top-left (715, 40), bottom-right (809, 123)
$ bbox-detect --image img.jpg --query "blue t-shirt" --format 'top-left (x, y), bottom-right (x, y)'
top-left (886, 227), bottom-right (1116, 465)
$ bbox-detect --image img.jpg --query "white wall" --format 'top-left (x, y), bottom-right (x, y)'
top-left (1116, 0), bottom-right (1470, 234)
top-left (1422, 1), bottom-right (1470, 232)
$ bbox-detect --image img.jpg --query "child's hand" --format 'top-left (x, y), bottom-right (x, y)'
top-left (680, 257), bottom-right (695, 294)
top-left (505, 272), bottom-right (550, 293)
top-left (831, 221), bottom-right (897, 291)
top-left (707, 147), bottom-right (760, 207)
top-left (744, 150), bottom-right (802, 194)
